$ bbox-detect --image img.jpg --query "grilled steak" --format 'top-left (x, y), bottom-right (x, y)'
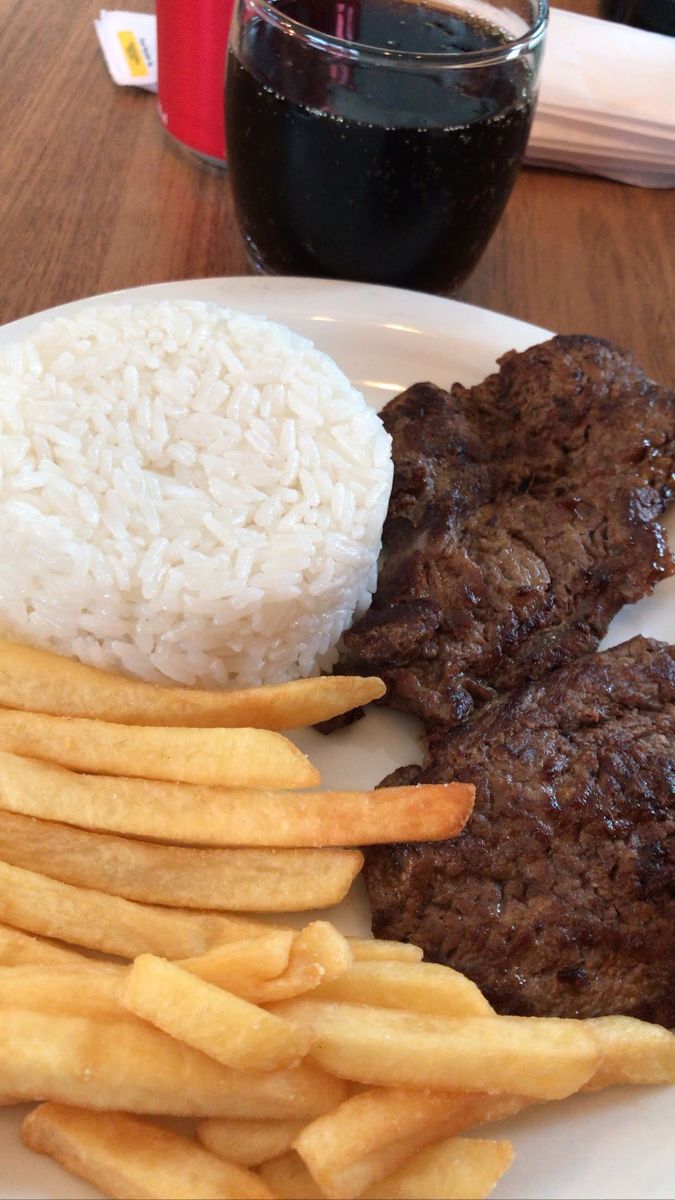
top-left (365, 636), bottom-right (675, 1023)
top-left (339, 335), bottom-right (675, 725)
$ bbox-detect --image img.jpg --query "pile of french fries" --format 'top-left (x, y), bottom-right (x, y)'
top-left (0, 639), bottom-right (673, 1200)
top-left (0, 640), bottom-right (474, 924)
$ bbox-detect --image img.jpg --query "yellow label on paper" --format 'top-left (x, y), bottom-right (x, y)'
top-left (117, 30), bottom-right (148, 78)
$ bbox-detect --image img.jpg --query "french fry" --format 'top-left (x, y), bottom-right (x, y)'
top-left (122, 954), bottom-right (314, 1071)
top-left (5, 918), bottom-right (349, 999)
top-left (0, 809), bottom-right (363, 911)
top-left (311, 960), bottom-right (494, 1017)
top-left (362, 1137), bottom-right (514, 1200)
top-left (0, 1007), bottom-right (346, 1118)
top-left (197, 1118), bottom-right (307, 1167)
top-left (0, 751), bottom-right (472, 846)
top-left (325, 1128), bottom-right (441, 1197)
top-left (251, 922), bottom-right (353, 1005)
top-left (349, 939), bottom-right (423, 964)
top-left (0, 921), bottom-right (88, 967)
top-left (0, 926), bottom-right (331, 1019)
top-left (271, 1000), bottom-right (600, 1099)
top-left (0, 923), bottom-right (351, 1022)
top-left (0, 926), bottom-right (321, 1017)
top-left (0, 639), bottom-right (384, 728)
top-left (294, 1088), bottom-right (530, 1199)
top-left (0, 860), bottom-right (274, 959)
top-left (260, 1151), bottom-right (328, 1199)
top-left (0, 712), bottom-right (319, 787)
top-left (181, 930), bottom-right (296, 990)
top-left (22, 1103), bottom-right (275, 1200)
top-left (583, 1016), bottom-right (675, 1090)
top-left (0, 964), bottom-right (124, 1020)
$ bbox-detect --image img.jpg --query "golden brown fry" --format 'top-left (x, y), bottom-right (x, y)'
top-left (0, 927), bottom-right (304, 1013)
top-left (0, 964), bottom-right (123, 1020)
top-left (0, 809), bottom-right (363, 911)
top-left (0, 639), bottom-right (384, 728)
top-left (0, 927), bottom-right (328, 1016)
top-left (0, 860), bottom-right (273, 959)
top-left (583, 1016), bottom-right (675, 1090)
top-left (271, 1000), bottom-right (599, 1100)
top-left (0, 712), bottom-right (319, 787)
top-left (312, 960), bottom-right (493, 1017)
top-left (197, 1118), bottom-right (307, 1168)
top-left (0, 922), bottom-right (88, 967)
top-left (0, 923), bottom-right (351, 1019)
top-left (0, 751), bottom-right (471, 846)
top-left (181, 930), bottom-right (296, 990)
top-left (122, 954), bottom-right (313, 1071)
top-left (0, 1007), bottom-right (346, 1118)
top-left (348, 939), bottom-right (423, 964)
top-left (362, 1137), bottom-right (514, 1200)
top-left (294, 1088), bottom-right (530, 1199)
top-left (252, 922), bottom-right (353, 1005)
top-left (260, 1151), bottom-right (328, 1199)
top-left (22, 1103), bottom-right (275, 1200)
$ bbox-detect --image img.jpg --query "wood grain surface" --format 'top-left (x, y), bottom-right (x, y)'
top-left (0, 0), bottom-right (673, 381)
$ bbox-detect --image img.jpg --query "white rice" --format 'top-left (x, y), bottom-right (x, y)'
top-left (0, 300), bottom-right (393, 687)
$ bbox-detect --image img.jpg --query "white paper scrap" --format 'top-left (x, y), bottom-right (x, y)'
top-left (94, 9), bottom-right (157, 91)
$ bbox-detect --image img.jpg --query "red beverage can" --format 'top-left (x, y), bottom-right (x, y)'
top-left (156, 0), bottom-right (233, 166)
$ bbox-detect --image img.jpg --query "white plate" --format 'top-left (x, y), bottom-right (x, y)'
top-left (0, 277), bottom-right (673, 1200)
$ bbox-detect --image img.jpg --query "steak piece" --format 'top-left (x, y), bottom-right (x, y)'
top-left (339, 335), bottom-right (675, 725)
top-left (365, 636), bottom-right (675, 1023)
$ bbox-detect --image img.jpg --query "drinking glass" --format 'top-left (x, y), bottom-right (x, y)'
top-left (225, 0), bottom-right (547, 292)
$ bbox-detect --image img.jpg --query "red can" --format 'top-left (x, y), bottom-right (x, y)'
top-left (156, 0), bottom-right (233, 166)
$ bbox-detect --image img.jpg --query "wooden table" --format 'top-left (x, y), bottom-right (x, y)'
top-left (1, 0), bottom-right (673, 383)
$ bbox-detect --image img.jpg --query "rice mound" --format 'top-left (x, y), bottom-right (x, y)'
top-left (0, 300), bottom-right (393, 687)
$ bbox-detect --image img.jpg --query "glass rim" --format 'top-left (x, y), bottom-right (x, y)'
top-left (239, 0), bottom-right (549, 68)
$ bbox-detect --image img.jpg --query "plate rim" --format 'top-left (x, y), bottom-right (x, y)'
top-left (0, 275), bottom-right (552, 348)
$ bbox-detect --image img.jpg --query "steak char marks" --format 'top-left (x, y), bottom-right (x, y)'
top-left (365, 637), bottom-right (675, 1023)
top-left (340, 335), bottom-right (675, 725)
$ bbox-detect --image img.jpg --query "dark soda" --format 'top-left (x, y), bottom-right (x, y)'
top-left (226, 0), bottom-right (538, 291)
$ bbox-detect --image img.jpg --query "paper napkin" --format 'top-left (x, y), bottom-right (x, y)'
top-left (526, 8), bottom-right (675, 187)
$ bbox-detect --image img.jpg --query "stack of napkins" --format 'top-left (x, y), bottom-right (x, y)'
top-left (526, 7), bottom-right (675, 188)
